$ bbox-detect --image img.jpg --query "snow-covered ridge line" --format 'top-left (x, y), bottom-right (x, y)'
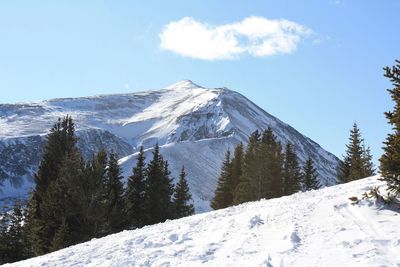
top-left (6, 176), bottom-right (399, 267)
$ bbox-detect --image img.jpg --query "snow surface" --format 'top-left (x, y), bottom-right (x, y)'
top-left (5, 176), bottom-right (400, 267)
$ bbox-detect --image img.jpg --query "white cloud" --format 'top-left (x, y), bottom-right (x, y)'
top-left (159, 16), bottom-right (312, 60)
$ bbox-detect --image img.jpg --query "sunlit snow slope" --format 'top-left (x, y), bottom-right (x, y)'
top-left (6, 176), bottom-right (400, 267)
top-left (0, 80), bottom-right (339, 211)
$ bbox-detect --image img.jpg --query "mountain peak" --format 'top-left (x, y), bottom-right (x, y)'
top-left (166, 80), bottom-right (204, 90)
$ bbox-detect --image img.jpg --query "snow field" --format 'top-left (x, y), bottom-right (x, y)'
top-left (5, 176), bottom-right (400, 267)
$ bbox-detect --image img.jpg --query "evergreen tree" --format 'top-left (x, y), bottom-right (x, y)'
top-left (362, 144), bottom-right (375, 177)
top-left (303, 158), bottom-right (321, 191)
top-left (283, 143), bottom-right (302, 195)
top-left (82, 149), bottom-right (108, 238)
top-left (27, 116), bottom-right (77, 256)
top-left (347, 124), bottom-right (366, 181)
top-left (0, 203), bottom-right (28, 264)
top-left (380, 60), bottom-right (400, 196)
top-left (125, 146), bottom-right (147, 228)
top-left (50, 219), bottom-right (70, 252)
top-left (8, 203), bottom-right (25, 262)
top-left (259, 128), bottom-right (284, 199)
top-left (46, 148), bottom-right (86, 249)
top-left (0, 205), bottom-right (11, 264)
top-left (230, 143), bottom-right (244, 199)
top-left (161, 160), bottom-right (175, 219)
top-left (104, 151), bottom-right (125, 234)
top-left (338, 123), bottom-right (375, 183)
top-left (233, 130), bottom-right (261, 204)
top-left (144, 144), bottom-right (174, 225)
top-left (173, 166), bottom-right (195, 218)
top-left (211, 150), bottom-right (233, 210)
top-left (337, 156), bottom-right (351, 184)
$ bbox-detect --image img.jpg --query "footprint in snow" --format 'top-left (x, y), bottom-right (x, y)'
top-left (169, 233), bottom-right (179, 242)
top-left (290, 231), bottom-right (301, 244)
top-left (249, 215), bottom-right (265, 229)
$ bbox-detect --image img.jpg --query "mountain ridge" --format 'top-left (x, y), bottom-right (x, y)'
top-left (0, 81), bottom-right (340, 211)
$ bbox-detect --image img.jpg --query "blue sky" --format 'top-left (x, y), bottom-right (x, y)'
top-left (0, 0), bottom-right (399, 164)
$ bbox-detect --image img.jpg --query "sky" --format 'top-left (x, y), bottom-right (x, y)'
top-left (0, 0), bottom-right (399, 164)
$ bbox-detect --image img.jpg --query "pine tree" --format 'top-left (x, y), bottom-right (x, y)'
top-left (337, 156), bottom-right (351, 184)
top-left (259, 128), bottom-right (284, 199)
top-left (211, 149), bottom-right (233, 210)
top-left (144, 144), bottom-right (174, 225)
top-left (380, 60), bottom-right (400, 196)
top-left (173, 166), bottom-right (195, 218)
top-left (0, 205), bottom-right (11, 264)
top-left (161, 160), bottom-right (175, 220)
top-left (230, 143), bottom-right (244, 199)
top-left (125, 146), bottom-right (147, 228)
top-left (104, 151), bottom-right (125, 234)
top-left (26, 116), bottom-right (77, 256)
top-left (362, 144), bottom-right (375, 177)
top-left (50, 219), bottom-right (70, 252)
top-left (233, 130), bottom-right (261, 204)
top-left (338, 123), bottom-right (375, 183)
top-left (8, 203), bottom-right (25, 262)
top-left (46, 148), bottom-right (86, 249)
top-left (82, 149), bottom-right (108, 237)
top-left (303, 158), bottom-right (321, 191)
top-left (0, 203), bottom-right (28, 264)
top-left (283, 143), bottom-right (302, 196)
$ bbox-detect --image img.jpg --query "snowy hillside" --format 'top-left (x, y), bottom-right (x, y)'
top-left (5, 176), bottom-right (399, 267)
top-left (0, 80), bottom-right (339, 211)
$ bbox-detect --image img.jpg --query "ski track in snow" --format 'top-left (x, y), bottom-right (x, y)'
top-left (5, 176), bottom-right (400, 267)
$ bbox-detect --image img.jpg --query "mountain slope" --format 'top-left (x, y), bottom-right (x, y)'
top-left (0, 80), bottom-right (339, 211)
top-left (6, 176), bottom-right (399, 267)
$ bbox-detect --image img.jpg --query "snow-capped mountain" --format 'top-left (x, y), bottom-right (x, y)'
top-left (5, 176), bottom-right (399, 267)
top-left (0, 80), bottom-right (339, 211)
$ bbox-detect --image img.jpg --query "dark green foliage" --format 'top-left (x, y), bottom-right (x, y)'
top-left (50, 219), bottom-right (70, 252)
top-left (27, 115), bottom-right (77, 256)
top-left (338, 123), bottom-right (375, 183)
top-left (0, 203), bottom-right (28, 264)
top-left (82, 149), bottom-right (108, 237)
top-left (233, 131), bottom-right (261, 204)
top-left (232, 180), bottom-right (253, 205)
top-left (0, 205), bottom-right (11, 264)
top-left (51, 148), bottom-right (87, 246)
top-left (259, 128), bottom-right (284, 199)
top-left (215, 129), bottom-right (304, 209)
top-left (230, 143), bottom-right (244, 198)
top-left (144, 144), bottom-right (175, 225)
top-left (303, 158), bottom-right (321, 191)
top-left (380, 60), bottom-right (400, 196)
top-left (211, 150), bottom-right (233, 209)
top-left (125, 146), bottom-right (147, 228)
top-left (362, 145), bottom-right (375, 179)
top-left (283, 143), bottom-right (302, 196)
top-left (104, 152), bottom-right (126, 234)
top-left (173, 166), bottom-right (195, 218)
top-left (337, 155), bottom-right (351, 184)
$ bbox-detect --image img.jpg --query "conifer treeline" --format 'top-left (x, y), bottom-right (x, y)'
top-left (211, 128), bottom-right (321, 210)
top-left (0, 116), bottom-right (194, 264)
